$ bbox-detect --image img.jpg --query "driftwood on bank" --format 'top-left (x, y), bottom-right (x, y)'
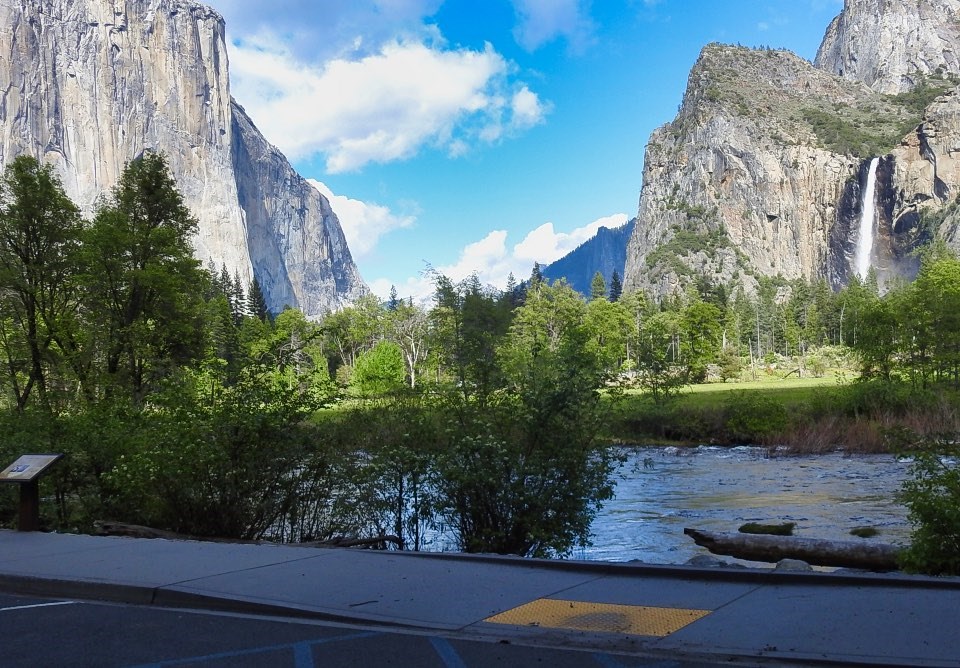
top-left (684, 527), bottom-right (902, 571)
top-left (94, 521), bottom-right (401, 549)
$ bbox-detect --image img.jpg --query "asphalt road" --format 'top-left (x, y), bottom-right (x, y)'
top-left (0, 593), bottom-right (722, 667)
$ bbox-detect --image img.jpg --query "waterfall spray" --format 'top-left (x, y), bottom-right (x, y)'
top-left (855, 158), bottom-right (880, 280)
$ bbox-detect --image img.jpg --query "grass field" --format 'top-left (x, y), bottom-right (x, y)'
top-left (615, 371), bottom-right (850, 411)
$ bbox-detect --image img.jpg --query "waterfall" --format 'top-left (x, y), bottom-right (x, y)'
top-left (855, 157), bottom-right (880, 280)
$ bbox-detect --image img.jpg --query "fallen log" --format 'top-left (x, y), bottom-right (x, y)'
top-left (684, 527), bottom-right (902, 571)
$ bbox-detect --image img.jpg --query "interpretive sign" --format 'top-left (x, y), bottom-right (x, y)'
top-left (0, 454), bottom-right (63, 483)
top-left (0, 453), bottom-right (63, 531)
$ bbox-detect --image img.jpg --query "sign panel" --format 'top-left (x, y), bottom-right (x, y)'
top-left (0, 454), bottom-right (63, 483)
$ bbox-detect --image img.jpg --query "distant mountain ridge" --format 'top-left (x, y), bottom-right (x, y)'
top-left (541, 218), bottom-right (635, 296)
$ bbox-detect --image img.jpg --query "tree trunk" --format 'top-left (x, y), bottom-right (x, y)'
top-left (683, 528), bottom-right (902, 571)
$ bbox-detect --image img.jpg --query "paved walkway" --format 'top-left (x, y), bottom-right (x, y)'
top-left (1, 530), bottom-right (959, 666)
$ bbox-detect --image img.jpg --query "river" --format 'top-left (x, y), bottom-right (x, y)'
top-left (575, 446), bottom-right (912, 565)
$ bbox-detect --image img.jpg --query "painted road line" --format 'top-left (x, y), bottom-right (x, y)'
top-left (0, 601), bottom-right (76, 612)
top-left (485, 599), bottom-right (710, 637)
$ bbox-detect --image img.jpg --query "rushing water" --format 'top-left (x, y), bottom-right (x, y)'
top-left (576, 446), bottom-right (911, 565)
top-left (855, 157), bottom-right (880, 280)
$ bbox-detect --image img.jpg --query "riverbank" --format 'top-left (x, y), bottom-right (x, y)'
top-left (605, 375), bottom-right (960, 453)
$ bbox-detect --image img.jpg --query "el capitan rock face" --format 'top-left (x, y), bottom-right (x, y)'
top-left (623, 0), bottom-right (960, 297)
top-left (0, 0), bottom-right (365, 317)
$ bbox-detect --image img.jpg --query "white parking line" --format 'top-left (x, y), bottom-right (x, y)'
top-left (0, 601), bottom-right (76, 612)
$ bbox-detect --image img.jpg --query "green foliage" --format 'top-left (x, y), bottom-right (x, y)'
top-left (352, 340), bottom-right (406, 397)
top-left (0, 156), bottom-right (83, 412)
top-left (434, 385), bottom-right (617, 558)
top-left (590, 271), bottom-right (607, 301)
top-left (82, 153), bottom-right (206, 402)
top-left (718, 349), bottom-right (742, 382)
top-left (801, 74), bottom-right (956, 158)
top-left (801, 106), bottom-right (901, 157)
top-left (723, 391), bottom-right (788, 443)
top-left (631, 311), bottom-right (688, 404)
top-left (105, 366), bottom-right (328, 539)
top-left (898, 439), bottom-right (960, 575)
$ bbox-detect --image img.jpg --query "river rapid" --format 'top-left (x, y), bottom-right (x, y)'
top-left (576, 446), bottom-right (911, 566)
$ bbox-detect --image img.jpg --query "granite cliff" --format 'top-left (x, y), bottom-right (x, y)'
top-left (0, 0), bottom-right (365, 317)
top-left (624, 0), bottom-right (960, 296)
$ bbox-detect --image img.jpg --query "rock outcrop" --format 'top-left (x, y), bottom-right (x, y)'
top-left (624, 0), bottom-right (960, 297)
top-left (815, 0), bottom-right (960, 94)
top-left (0, 0), bottom-right (365, 317)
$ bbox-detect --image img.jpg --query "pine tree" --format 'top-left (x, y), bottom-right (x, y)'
top-left (247, 275), bottom-right (269, 322)
top-left (609, 270), bottom-right (623, 302)
top-left (590, 271), bottom-right (607, 301)
top-left (529, 262), bottom-right (544, 287)
top-left (232, 270), bottom-right (247, 322)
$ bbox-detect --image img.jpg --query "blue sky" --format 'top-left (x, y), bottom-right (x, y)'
top-left (213, 0), bottom-right (844, 300)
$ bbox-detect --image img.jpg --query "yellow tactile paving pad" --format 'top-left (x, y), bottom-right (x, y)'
top-left (485, 599), bottom-right (710, 637)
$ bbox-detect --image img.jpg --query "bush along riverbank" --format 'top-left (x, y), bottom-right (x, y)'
top-left (606, 377), bottom-right (960, 454)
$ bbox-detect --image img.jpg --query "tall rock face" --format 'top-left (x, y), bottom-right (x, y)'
top-left (0, 0), bottom-right (365, 317)
top-left (542, 218), bottom-right (634, 297)
top-left (815, 0), bottom-right (960, 94)
top-left (624, 45), bottom-right (910, 295)
top-left (624, 0), bottom-right (960, 298)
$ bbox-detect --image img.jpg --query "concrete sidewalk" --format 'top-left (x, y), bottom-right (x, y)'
top-left (1, 530), bottom-right (958, 666)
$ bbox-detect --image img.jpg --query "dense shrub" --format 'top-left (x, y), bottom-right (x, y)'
top-left (898, 438), bottom-right (960, 575)
top-left (723, 391), bottom-right (788, 443)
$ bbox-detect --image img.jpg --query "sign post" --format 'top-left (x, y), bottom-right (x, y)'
top-left (0, 454), bottom-right (63, 531)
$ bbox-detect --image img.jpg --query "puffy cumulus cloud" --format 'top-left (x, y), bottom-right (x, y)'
top-left (511, 0), bottom-right (595, 52)
top-left (308, 180), bottom-right (415, 260)
top-left (365, 213), bottom-right (630, 302)
top-left (229, 37), bottom-right (548, 172)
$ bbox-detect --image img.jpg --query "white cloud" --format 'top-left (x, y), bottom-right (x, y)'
top-left (366, 213), bottom-right (630, 301)
top-left (511, 0), bottom-right (595, 52)
top-left (214, 0), bottom-right (443, 61)
top-left (514, 214), bottom-right (629, 264)
top-left (308, 180), bottom-right (415, 260)
top-left (228, 35), bottom-right (548, 172)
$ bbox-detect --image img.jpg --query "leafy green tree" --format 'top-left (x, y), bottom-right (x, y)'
top-left (105, 365), bottom-right (328, 539)
top-left (322, 293), bottom-right (383, 372)
top-left (583, 297), bottom-right (631, 376)
top-left (436, 283), bottom-right (616, 557)
top-left (854, 288), bottom-right (905, 382)
top-left (633, 311), bottom-right (686, 403)
top-left (81, 153), bottom-right (205, 403)
top-left (681, 300), bottom-right (722, 382)
top-left (0, 156), bottom-right (83, 412)
top-left (913, 255), bottom-right (960, 387)
top-left (352, 340), bottom-right (406, 396)
top-left (898, 439), bottom-right (960, 575)
top-left (498, 280), bottom-right (587, 383)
